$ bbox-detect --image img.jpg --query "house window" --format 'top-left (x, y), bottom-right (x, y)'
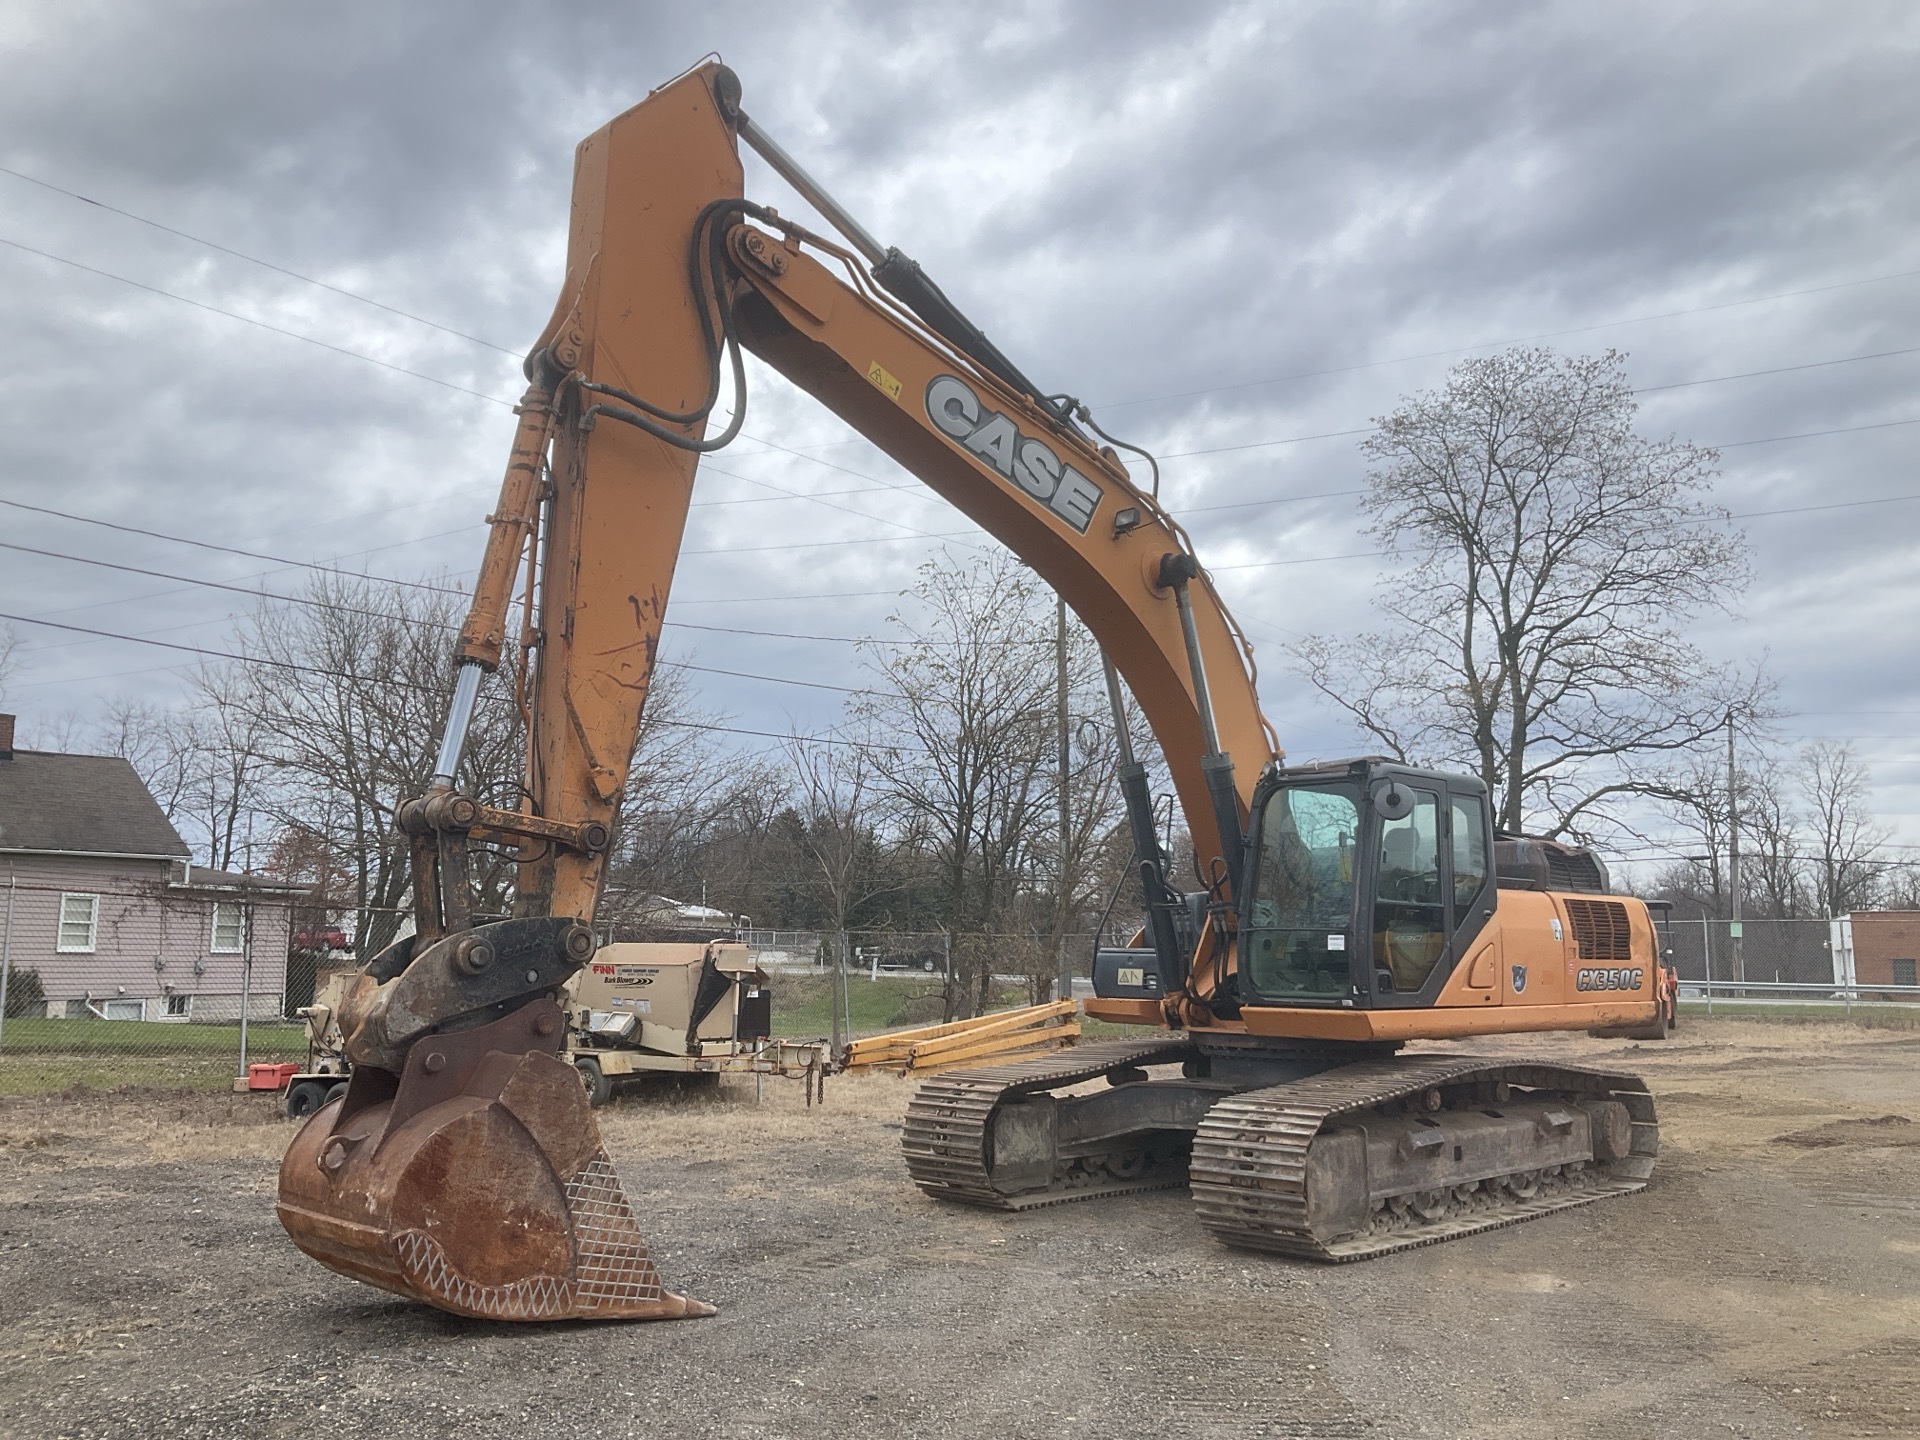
top-left (1895, 958), bottom-right (1918, 988)
top-left (165, 993), bottom-right (191, 1017)
top-left (57, 893), bottom-right (99, 953)
top-left (211, 903), bottom-right (247, 954)
top-left (102, 999), bottom-right (144, 1021)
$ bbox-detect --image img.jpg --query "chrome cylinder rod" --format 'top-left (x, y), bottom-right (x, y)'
top-left (736, 114), bottom-right (888, 267)
top-left (1102, 653), bottom-right (1138, 768)
top-left (429, 660), bottom-right (485, 791)
top-left (1172, 580), bottom-right (1223, 759)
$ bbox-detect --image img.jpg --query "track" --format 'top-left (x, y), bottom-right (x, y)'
top-left (905, 1044), bottom-right (1658, 1257)
top-left (900, 1036), bottom-right (1199, 1209)
top-left (1189, 1055), bottom-right (1659, 1260)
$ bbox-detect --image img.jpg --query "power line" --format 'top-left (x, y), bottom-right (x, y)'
top-left (1636, 345), bottom-right (1920, 395)
top-left (682, 529), bottom-right (979, 557)
top-left (17, 153), bottom-right (1920, 429)
top-left (0, 495), bottom-right (470, 597)
top-left (21, 189), bottom-right (1916, 498)
top-left (1146, 400), bottom-right (1920, 465)
top-left (0, 538), bottom-right (425, 621)
top-left (11, 224), bottom-right (1916, 562)
top-left (0, 234), bottom-right (516, 406)
top-left (15, 478), bottom-right (1920, 663)
top-left (1, 537), bottom-right (943, 667)
top-left (0, 609), bottom-right (907, 752)
top-left (0, 163), bottom-right (520, 354)
top-left (672, 588), bottom-right (907, 606)
top-left (1716, 416), bottom-right (1920, 449)
top-left (16, 164), bottom-right (1919, 489)
top-left (1093, 265), bottom-right (1920, 411)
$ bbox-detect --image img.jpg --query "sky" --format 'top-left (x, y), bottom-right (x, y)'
top-left (0, 1), bottom-right (1916, 878)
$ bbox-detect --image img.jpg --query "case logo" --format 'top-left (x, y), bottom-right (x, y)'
top-left (925, 374), bottom-right (1104, 533)
top-left (1510, 964), bottom-right (1528, 994)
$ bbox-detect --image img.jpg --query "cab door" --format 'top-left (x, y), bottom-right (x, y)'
top-left (1367, 781), bottom-right (1493, 1007)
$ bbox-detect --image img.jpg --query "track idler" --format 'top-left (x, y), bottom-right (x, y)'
top-left (277, 997), bottom-right (712, 1321)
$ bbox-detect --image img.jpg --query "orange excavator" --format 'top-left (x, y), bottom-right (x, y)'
top-left (276, 61), bottom-right (1663, 1319)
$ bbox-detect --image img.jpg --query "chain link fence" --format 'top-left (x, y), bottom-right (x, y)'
top-left (0, 882), bottom-right (313, 1099)
top-left (10, 892), bottom-right (1917, 1099)
top-left (1664, 914), bottom-right (1836, 987)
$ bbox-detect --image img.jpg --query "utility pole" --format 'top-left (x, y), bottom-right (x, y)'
top-left (1055, 596), bottom-right (1074, 1003)
top-left (1727, 711), bottom-right (1744, 983)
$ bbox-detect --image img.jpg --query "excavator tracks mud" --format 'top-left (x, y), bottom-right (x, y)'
top-left (902, 1037), bottom-right (1201, 1209)
top-left (1189, 1054), bottom-right (1658, 1261)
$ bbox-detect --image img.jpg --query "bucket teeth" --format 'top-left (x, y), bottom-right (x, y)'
top-left (276, 998), bottom-right (713, 1322)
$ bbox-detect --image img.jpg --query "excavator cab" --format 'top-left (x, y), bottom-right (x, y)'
top-left (1238, 759), bottom-right (1494, 1010)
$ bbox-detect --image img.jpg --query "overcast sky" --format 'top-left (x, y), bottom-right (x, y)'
top-left (1, 1), bottom-right (1916, 874)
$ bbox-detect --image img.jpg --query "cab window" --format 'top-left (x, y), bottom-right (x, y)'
top-left (1243, 782), bottom-right (1360, 1000)
top-left (1450, 794), bottom-right (1489, 917)
top-left (1374, 790), bottom-right (1443, 992)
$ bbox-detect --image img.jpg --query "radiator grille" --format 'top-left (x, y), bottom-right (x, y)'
top-left (1563, 898), bottom-right (1633, 960)
top-left (1546, 847), bottom-right (1608, 892)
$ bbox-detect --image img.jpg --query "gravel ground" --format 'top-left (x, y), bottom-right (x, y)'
top-left (2, 1018), bottom-right (1918, 1439)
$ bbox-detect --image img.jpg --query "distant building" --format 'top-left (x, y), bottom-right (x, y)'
top-left (0, 713), bottom-right (302, 1021)
top-left (1828, 911), bottom-right (1920, 998)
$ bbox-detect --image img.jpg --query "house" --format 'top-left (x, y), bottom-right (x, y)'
top-left (1829, 911), bottom-right (1920, 999)
top-left (0, 713), bottom-right (301, 1021)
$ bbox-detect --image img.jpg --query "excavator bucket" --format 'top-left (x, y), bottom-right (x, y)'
top-left (276, 998), bottom-right (712, 1321)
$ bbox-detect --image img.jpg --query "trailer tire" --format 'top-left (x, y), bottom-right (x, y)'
top-left (286, 1080), bottom-right (328, 1120)
top-left (575, 1056), bottom-right (612, 1108)
top-left (324, 1081), bottom-right (348, 1107)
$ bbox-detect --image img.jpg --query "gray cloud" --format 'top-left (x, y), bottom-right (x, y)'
top-left (2, 0), bottom-right (1917, 859)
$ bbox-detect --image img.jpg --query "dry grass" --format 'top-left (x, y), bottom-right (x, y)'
top-left (595, 1069), bottom-right (911, 1163)
top-left (0, 1088), bottom-right (289, 1174)
top-left (6, 1013), bottom-right (1913, 1179)
top-left (0, 1066), bottom-right (915, 1181)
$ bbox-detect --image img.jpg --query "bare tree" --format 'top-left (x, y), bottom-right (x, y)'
top-left (1661, 744), bottom-right (1806, 921)
top-left (95, 693), bottom-right (272, 869)
top-left (0, 622), bottom-right (18, 703)
top-left (786, 730), bottom-right (902, 1049)
top-left (595, 660), bottom-right (774, 933)
top-left (1736, 751), bottom-right (1808, 920)
top-left (1656, 749), bottom-right (1735, 916)
top-left (855, 552), bottom-right (1057, 1018)
top-left (1297, 347), bottom-right (1754, 840)
top-left (212, 573), bottom-right (524, 953)
top-left (1800, 741), bottom-right (1887, 917)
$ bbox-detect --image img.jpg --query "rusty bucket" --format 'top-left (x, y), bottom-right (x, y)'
top-left (276, 998), bottom-right (712, 1321)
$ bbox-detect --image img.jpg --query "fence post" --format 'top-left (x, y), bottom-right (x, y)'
top-left (1702, 916), bottom-right (1714, 1016)
top-left (839, 929), bottom-right (853, 1046)
top-left (236, 901), bottom-right (253, 1079)
top-left (0, 874), bottom-right (15, 1056)
top-left (1842, 912), bottom-right (1852, 1015)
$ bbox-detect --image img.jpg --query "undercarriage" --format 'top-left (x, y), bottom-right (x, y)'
top-left (902, 1036), bottom-right (1658, 1258)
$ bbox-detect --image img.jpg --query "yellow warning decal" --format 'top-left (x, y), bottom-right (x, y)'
top-left (866, 361), bottom-right (903, 400)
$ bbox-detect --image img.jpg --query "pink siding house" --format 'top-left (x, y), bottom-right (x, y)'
top-left (0, 714), bottom-right (300, 1022)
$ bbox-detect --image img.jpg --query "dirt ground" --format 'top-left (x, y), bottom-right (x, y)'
top-left (1, 1018), bottom-right (1917, 1440)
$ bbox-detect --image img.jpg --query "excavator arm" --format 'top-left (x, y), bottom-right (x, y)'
top-left (277, 61), bottom-right (1276, 1321)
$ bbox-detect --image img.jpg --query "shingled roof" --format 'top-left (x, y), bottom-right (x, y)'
top-left (0, 748), bottom-right (191, 858)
